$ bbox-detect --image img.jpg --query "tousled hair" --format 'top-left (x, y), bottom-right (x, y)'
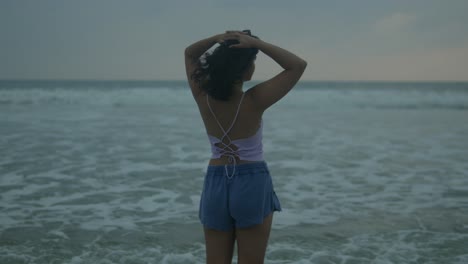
top-left (191, 31), bottom-right (259, 101)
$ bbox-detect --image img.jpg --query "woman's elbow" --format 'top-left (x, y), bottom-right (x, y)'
top-left (293, 59), bottom-right (307, 73)
top-left (184, 48), bottom-right (191, 57)
top-left (299, 59), bottom-right (307, 70)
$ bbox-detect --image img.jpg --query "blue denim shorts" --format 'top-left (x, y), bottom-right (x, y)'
top-left (199, 161), bottom-right (282, 231)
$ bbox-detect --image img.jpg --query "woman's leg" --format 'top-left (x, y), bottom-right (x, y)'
top-left (204, 227), bottom-right (236, 264)
top-left (236, 213), bottom-right (273, 264)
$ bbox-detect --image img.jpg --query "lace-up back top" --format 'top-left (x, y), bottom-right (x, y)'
top-left (206, 93), bottom-right (264, 163)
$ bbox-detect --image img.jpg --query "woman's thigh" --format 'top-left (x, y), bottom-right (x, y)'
top-left (235, 212), bottom-right (273, 264)
top-left (204, 227), bottom-right (236, 264)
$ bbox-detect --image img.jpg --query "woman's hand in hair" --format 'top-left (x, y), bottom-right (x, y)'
top-left (220, 31), bottom-right (261, 49)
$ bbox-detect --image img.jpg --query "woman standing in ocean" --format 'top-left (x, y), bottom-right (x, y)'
top-left (184, 30), bottom-right (307, 263)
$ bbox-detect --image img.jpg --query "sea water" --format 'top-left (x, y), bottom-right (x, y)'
top-left (1, 80), bottom-right (467, 263)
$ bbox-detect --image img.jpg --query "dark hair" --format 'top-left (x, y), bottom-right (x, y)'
top-left (191, 30), bottom-right (259, 101)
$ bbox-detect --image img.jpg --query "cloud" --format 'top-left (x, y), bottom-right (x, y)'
top-left (373, 12), bottom-right (417, 34)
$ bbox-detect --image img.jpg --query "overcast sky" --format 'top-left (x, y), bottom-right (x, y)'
top-left (1, 0), bottom-right (468, 81)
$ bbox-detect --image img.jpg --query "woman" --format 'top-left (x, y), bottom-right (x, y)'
top-left (184, 30), bottom-right (307, 263)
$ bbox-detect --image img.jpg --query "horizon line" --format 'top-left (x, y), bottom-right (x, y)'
top-left (1, 79), bottom-right (468, 83)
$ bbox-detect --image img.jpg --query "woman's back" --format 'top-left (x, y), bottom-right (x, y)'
top-left (197, 91), bottom-right (262, 142)
top-left (196, 90), bottom-right (264, 165)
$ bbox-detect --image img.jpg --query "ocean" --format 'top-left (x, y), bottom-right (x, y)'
top-left (1, 80), bottom-right (467, 263)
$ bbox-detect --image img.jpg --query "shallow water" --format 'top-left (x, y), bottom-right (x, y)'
top-left (1, 81), bottom-right (468, 263)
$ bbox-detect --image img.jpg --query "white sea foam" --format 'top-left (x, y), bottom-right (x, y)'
top-left (1, 82), bottom-right (468, 263)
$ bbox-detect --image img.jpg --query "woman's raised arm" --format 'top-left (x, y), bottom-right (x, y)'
top-left (184, 34), bottom-right (223, 97)
top-left (227, 32), bottom-right (307, 111)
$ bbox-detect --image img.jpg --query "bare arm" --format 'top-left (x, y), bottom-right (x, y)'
top-left (228, 33), bottom-right (307, 111)
top-left (184, 34), bottom-right (222, 97)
